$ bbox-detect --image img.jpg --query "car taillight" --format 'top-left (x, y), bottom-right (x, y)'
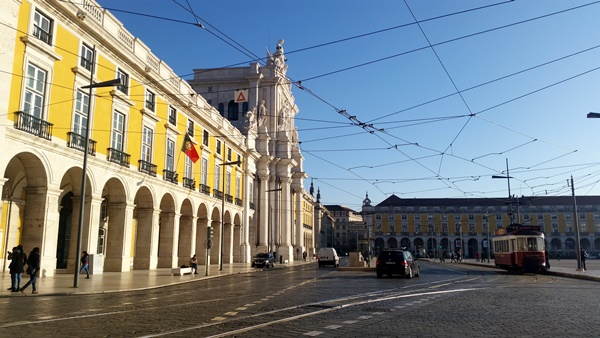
top-left (376, 259), bottom-right (380, 265)
top-left (402, 261), bottom-right (408, 267)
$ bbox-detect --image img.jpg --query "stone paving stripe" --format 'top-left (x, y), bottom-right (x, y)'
top-left (324, 325), bottom-right (342, 329)
top-left (304, 331), bottom-right (324, 336)
top-left (372, 312), bottom-right (385, 315)
top-left (211, 317), bottom-right (227, 321)
top-left (395, 305), bottom-right (406, 308)
top-left (342, 320), bottom-right (358, 324)
top-left (235, 307), bottom-right (247, 310)
top-left (244, 303), bottom-right (255, 306)
top-left (357, 316), bottom-right (372, 319)
top-left (224, 312), bottom-right (238, 316)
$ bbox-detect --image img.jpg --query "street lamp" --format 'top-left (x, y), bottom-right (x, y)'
top-left (74, 52), bottom-right (122, 288)
top-left (492, 158), bottom-right (514, 224)
top-left (485, 213), bottom-right (491, 263)
top-left (219, 159), bottom-right (241, 271)
top-left (457, 223), bottom-right (463, 261)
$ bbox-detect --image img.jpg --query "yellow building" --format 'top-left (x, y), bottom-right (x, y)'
top-left (0, 0), bottom-right (312, 275)
top-left (362, 194), bottom-right (600, 259)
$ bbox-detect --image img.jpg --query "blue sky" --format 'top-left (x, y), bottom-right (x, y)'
top-left (96, 0), bottom-right (600, 210)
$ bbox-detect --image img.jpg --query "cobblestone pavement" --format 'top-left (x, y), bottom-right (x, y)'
top-left (1, 260), bottom-right (599, 337)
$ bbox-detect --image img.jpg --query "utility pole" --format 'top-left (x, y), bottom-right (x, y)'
top-left (570, 176), bottom-right (583, 271)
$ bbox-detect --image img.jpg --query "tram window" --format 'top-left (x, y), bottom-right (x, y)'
top-left (526, 237), bottom-right (540, 251)
top-left (517, 238), bottom-right (527, 251)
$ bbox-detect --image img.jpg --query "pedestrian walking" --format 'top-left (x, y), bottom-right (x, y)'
top-left (580, 248), bottom-right (587, 271)
top-left (8, 245), bottom-right (27, 292)
top-left (556, 252), bottom-right (561, 261)
top-left (189, 254), bottom-right (198, 274)
top-left (544, 249), bottom-right (550, 270)
top-left (475, 252), bottom-right (480, 262)
top-left (302, 251), bottom-right (307, 261)
top-left (20, 247), bottom-right (40, 295)
top-left (80, 251), bottom-right (90, 278)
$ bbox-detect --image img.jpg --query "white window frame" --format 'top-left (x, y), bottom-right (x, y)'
top-left (141, 126), bottom-right (153, 162)
top-left (165, 139), bottom-right (175, 171)
top-left (73, 89), bottom-right (90, 136)
top-left (201, 158), bottom-right (208, 186)
top-left (117, 68), bottom-right (129, 95)
top-left (111, 110), bottom-right (126, 151)
top-left (168, 105), bottom-right (177, 125)
top-left (23, 62), bottom-right (47, 119)
top-left (184, 156), bottom-right (192, 179)
top-left (33, 9), bottom-right (53, 45)
top-left (145, 89), bottom-right (156, 112)
top-left (80, 43), bottom-right (94, 72)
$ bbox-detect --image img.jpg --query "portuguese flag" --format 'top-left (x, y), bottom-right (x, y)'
top-left (181, 133), bottom-right (199, 163)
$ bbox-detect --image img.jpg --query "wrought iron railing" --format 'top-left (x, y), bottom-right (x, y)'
top-left (14, 111), bottom-right (53, 140)
top-left (235, 198), bottom-right (243, 206)
top-left (213, 189), bottom-right (223, 199)
top-left (225, 194), bottom-right (233, 203)
top-left (162, 169), bottom-right (178, 184)
top-left (183, 177), bottom-right (196, 190)
top-left (138, 160), bottom-right (157, 176)
top-left (33, 25), bottom-right (51, 45)
top-left (249, 202), bottom-right (255, 210)
top-left (67, 132), bottom-right (96, 156)
top-left (107, 148), bottom-right (130, 167)
top-left (200, 184), bottom-right (211, 195)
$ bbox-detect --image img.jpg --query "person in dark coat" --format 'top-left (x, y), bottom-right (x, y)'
top-left (580, 248), bottom-right (587, 271)
top-left (20, 247), bottom-right (40, 295)
top-left (6, 246), bottom-right (17, 291)
top-left (80, 251), bottom-right (90, 279)
top-left (8, 245), bottom-right (26, 292)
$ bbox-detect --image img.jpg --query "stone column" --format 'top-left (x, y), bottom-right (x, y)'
top-left (258, 175), bottom-right (269, 252)
top-left (133, 207), bottom-right (155, 270)
top-left (158, 211), bottom-right (181, 268)
top-left (104, 202), bottom-right (135, 272)
top-left (31, 187), bottom-right (62, 277)
top-left (295, 189), bottom-right (303, 260)
top-left (278, 176), bottom-right (293, 262)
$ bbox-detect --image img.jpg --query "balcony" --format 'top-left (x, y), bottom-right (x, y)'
top-left (183, 177), bottom-right (196, 190)
top-left (67, 132), bottom-right (96, 156)
top-left (213, 189), bottom-right (223, 199)
top-left (162, 169), bottom-right (178, 184)
top-left (235, 198), bottom-right (243, 206)
top-left (33, 25), bottom-right (51, 45)
top-left (225, 194), bottom-right (233, 203)
top-left (138, 160), bottom-right (157, 176)
top-left (199, 184), bottom-right (210, 195)
top-left (14, 111), bottom-right (53, 140)
top-left (107, 148), bottom-right (130, 167)
top-left (249, 202), bottom-right (255, 210)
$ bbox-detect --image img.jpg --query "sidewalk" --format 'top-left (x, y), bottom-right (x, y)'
top-left (448, 258), bottom-right (600, 282)
top-left (0, 261), bottom-right (310, 298)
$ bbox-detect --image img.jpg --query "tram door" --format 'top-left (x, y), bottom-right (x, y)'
top-left (510, 239), bottom-right (517, 265)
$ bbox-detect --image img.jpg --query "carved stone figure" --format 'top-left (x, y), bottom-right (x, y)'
top-left (267, 39), bottom-right (287, 73)
top-left (245, 107), bottom-right (256, 130)
top-left (258, 100), bottom-right (268, 127)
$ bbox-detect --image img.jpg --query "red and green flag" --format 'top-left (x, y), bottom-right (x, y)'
top-left (181, 133), bottom-right (199, 163)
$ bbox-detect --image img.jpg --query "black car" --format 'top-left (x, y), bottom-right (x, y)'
top-left (251, 253), bottom-right (275, 268)
top-left (376, 249), bottom-right (420, 278)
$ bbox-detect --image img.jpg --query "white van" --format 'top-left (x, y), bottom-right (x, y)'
top-left (318, 248), bottom-right (340, 267)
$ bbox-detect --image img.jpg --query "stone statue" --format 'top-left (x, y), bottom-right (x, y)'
top-left (245, 107), bottom-right (256, 130)
top-left (267, 39), bottom-right (287, 73)
top-left (292, 127), bottom-right (299, 145)
top-left (258, 100), bottom-right (267, 127)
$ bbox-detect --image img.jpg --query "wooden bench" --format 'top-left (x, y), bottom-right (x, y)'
top-left (171, 267), bottom-right (193, 275)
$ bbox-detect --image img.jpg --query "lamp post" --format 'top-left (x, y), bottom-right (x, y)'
top-left (485, 213), bottom-right (491, 263)
top-left (219, 159), bottom-right (241, 271)
top-left (2, 183), bottom-right (13, 273)
top-left (74, 49), bottom-right (121, 287)
top-left (458, 223), bottom-right (463, 261)
top-left (492, 158), bottom-right (514, 224)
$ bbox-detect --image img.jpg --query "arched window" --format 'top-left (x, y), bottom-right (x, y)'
top-left (218, 103), bottom-right (224, 116)
top-left (227, 100), bottom-right (239, 120)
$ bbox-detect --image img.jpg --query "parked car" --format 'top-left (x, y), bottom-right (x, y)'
top-left (317, 247), bottom-right (340, 267)
top-left (376, 249), bottom-right (420, 278)
top-left (251, 252), bottom-right (275, 268)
